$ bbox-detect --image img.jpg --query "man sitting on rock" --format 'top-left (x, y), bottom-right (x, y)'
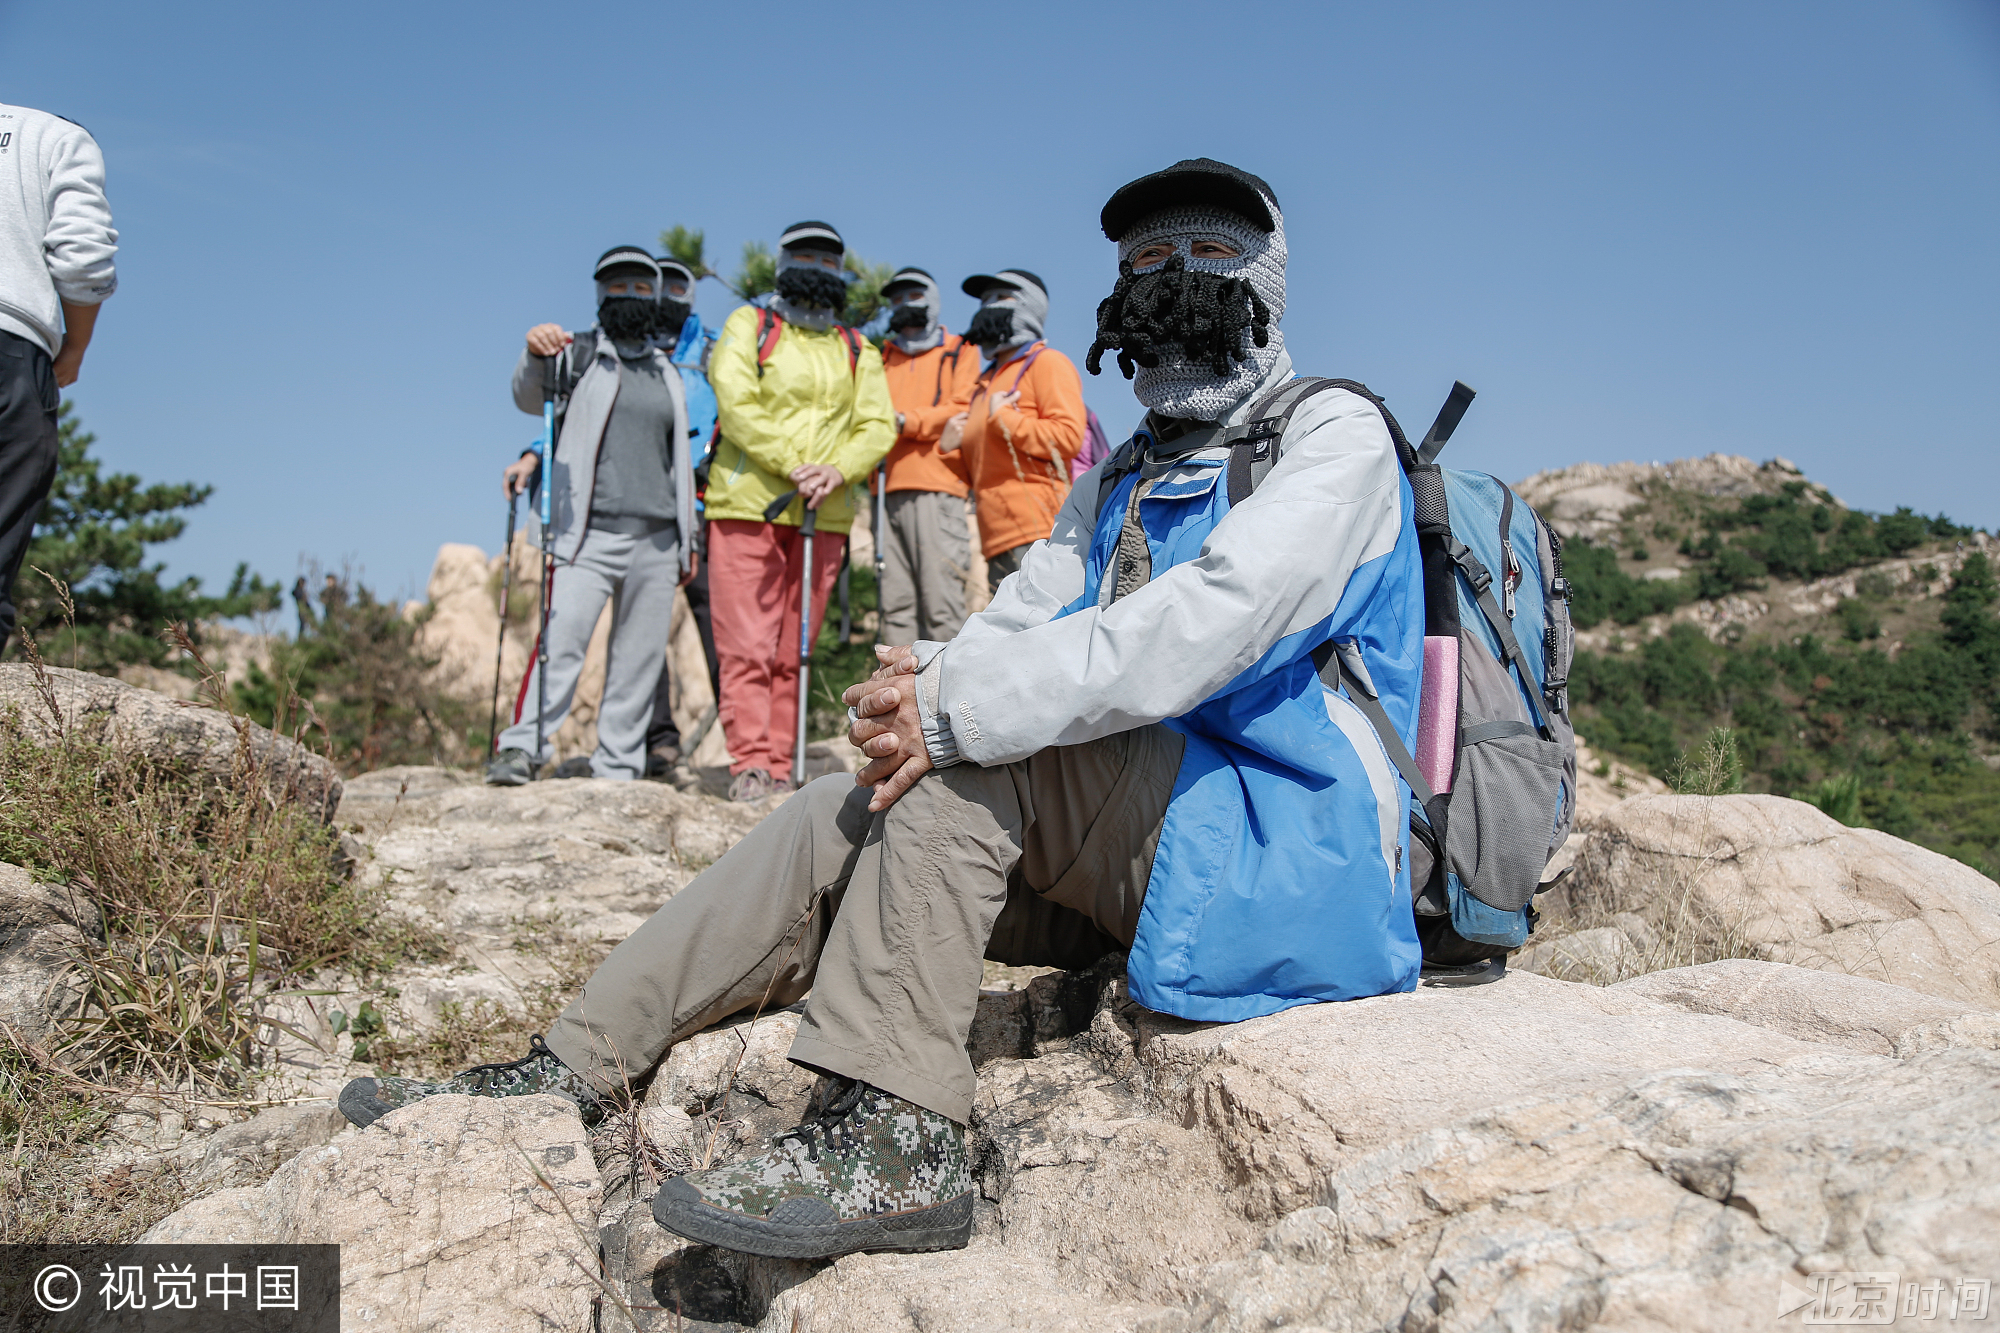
top-left (341, 159), bottom-right (1425, 1262)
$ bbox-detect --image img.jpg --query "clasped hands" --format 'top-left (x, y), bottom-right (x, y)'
top-left (843, 644), bottom-right (932, 812)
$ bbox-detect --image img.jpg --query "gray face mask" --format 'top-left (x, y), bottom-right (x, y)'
top-left (885, 275), bottom-right (945, 354)
top-left (1099, 207), bottom-right (1288, 421)
top-left (969, 284), bottom-right (1046, 360)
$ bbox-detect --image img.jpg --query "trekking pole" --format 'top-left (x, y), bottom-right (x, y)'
top-left (836, 549), bottom-right (851, 644)
top-left (535, 354), bottom-right (558, 776)
top-left (763, 488), bottom-right (815, 790)
top-left (486, 488), bottom-right (518, 756)
top-left (872, 465), bottom-right (887, 645)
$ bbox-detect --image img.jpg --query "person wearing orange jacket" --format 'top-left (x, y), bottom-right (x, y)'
top-left (877, 268), bottom-right (980, 643)
top-left (943, 270), bottom-right (1086, 585)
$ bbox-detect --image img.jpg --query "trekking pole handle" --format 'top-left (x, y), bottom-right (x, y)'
top-left (799, 505), bottom-right (818, 538)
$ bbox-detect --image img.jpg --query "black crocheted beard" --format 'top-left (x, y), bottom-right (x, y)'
top-left (599, 296), bottom-right (657, 343)
top-left (963, 304), bottom-right (1015, 350)
top-left (1085, 255), bottom-right (1271, 379)
top-left (774, 264), bottom-right (849, 312)
top-left (887, 302), bottom-right (930, 333)
top-left (653, 298), bottom-right (692, 341)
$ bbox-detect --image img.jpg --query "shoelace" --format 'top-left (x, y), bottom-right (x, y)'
top-left (456, 1033), bottom-right (561, 1094)
top-left (776, 1078), bottom-right (870, 1163)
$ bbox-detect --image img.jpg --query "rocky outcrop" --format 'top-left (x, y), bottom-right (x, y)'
top-left (145, 1093), bottom-right (603, 1332)
top-left (1514, 453), bottom-right (1813, 543)
top-left (1548, 793), bottom-right (2000, 1006)
top-left (602, 962), bottom-right (2000, 1333)
top-left (0, 861), bottom-right (99, 1043)
top-left (0, 665), bottom-right (341, 820)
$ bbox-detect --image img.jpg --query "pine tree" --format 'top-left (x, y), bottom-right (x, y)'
top-left (9, 403), bottom-right (280, 669)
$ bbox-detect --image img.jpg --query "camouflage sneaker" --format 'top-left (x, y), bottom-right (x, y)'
top-left (337, 1035), bottom-right (602, 1129)
top-left (651, 1077), bottom-right (972, 1259)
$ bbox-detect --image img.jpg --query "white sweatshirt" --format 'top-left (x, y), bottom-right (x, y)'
top-left (0, 103), bottom-right (117, 355)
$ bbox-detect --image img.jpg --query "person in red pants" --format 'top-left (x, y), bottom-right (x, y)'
top-left (704, 222), bottom-right (895, 800)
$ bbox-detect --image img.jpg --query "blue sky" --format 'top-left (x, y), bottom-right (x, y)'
top-left (3, 0), bottom-right (1996, 602)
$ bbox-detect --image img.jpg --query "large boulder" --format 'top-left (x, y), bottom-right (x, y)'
top-left (0, 861), bottom-right (99, 1043)
top-left (0, 665), bottom-right (341, 821)
top-left (144, 1093), bottom-right (602, 1333)
top-left (1547, 793), bottom-right (2000, 1007)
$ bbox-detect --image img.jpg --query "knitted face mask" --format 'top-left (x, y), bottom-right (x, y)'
top-left (1087, 256), bottom-right (1270, 379)
top-left (1093, 205), bottom-right (1287, 421)
top-left (653, 297), bottom-right (692, 341)
top-left (963, 304), bottom-right (1015, 350)
top-left (598, 296), bottom-right (657, 343)
top-left (774, 263), bottom-right (848, 312)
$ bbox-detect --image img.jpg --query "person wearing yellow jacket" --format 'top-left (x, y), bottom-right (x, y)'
top-left (707, 220), bottom-right (895, 800)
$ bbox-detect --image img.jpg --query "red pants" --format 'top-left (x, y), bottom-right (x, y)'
top-left (709, 518), bottom-right (849, 781)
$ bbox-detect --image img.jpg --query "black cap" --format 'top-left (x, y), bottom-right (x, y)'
top-left (960, 269), bottom-right (1046, 299)
top-left (779, 220), bottom-right (844, 255)
top-left (1099, 159), bottom-right (1276, 242)
top-left (655, 257), bottom-right (696, 287)
top-left (883, 266), bottom-right (933, 296)
top-left (594, 245), bottom-right (660, 280)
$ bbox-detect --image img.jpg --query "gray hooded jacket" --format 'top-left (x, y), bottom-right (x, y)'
top-left (511, 335), bottom-right (697, 574)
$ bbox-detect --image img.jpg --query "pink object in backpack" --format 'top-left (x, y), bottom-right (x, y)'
top-left (1415, 635), bottom-right (1460, 793)
top-left (1071, 410), bottom-right (1110, 481)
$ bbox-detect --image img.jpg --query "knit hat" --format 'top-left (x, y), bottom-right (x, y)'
top-left (1099, 160), bottom-right (1285, 420)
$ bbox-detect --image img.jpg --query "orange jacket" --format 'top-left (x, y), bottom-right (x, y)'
top-left (960, 342), bottom-right (1086, 557)
top-left (881, 334), bottom-right (978, 497)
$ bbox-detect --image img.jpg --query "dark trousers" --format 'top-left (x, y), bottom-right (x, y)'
top-left (0, 332), bottom-right (60, 652)
top-left (645, 527), bottom-right (721, 754)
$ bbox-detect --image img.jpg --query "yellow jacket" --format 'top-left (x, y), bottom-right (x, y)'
top-left (705, 304), bottom-right (896, 532)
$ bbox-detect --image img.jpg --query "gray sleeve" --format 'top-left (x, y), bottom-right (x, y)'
top-left (512, 347), bottom-right (548, 415)
top-left (929, 388), bottom-right (1406, 766)
top-left (43, 126), bottom-right (117, 304)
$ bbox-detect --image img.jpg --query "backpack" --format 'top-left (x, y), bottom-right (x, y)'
top-left (1096, 377), bottom-right (1577, 981)
top-left (1071, 409), bottom-right (1110, 482)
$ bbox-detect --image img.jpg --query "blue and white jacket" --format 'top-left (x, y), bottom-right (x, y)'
top-left (912, 353), bottom-right (1424, 1021)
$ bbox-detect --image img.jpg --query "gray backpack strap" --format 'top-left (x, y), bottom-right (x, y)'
top-left (1443, 536), bottom-right (1557, 739)
top-left (1310, 639), bottom-right (1446, 865)
top-left (1222, 378), bottom-right (1344, 508)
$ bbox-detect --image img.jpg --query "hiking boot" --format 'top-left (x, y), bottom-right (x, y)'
top-left (552, 756), bottom-right (593, 780)
top-left (337, 1034), bottom-right (602, 1129)
top-left (484, 748), bottom-right (535, 786)
top-left (651, 1077), bottom-right (972, 1259)
top-left (728, 767), bottom-right (779, 802)
top-left (644, 746), bottom-right (681, 781)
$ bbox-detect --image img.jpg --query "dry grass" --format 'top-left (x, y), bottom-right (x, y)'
top-left (1523, 758), bottom-right (1762, 987)
top-left (0, 585), bottom-right (442, 1241)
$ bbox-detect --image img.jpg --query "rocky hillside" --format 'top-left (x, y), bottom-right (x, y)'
top-left (133, 763), bottom-right (1999, 1332)
top-left (1517, 452), bottom-right (1999, 879)
top-left (7, 662), bottom-right (1999, 1330)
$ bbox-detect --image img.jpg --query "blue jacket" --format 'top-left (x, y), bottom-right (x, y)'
top-left (670, 314), bottom-right (719, 483)
top-left (913, 355), bottom-right (1425, 1020)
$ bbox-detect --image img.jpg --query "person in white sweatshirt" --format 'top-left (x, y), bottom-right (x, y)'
top-left (0, 103), bottom-right (117, 650)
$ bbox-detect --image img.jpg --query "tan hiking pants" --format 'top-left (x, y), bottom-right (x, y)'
top-left (544, 724), bottom-right (1184, 1122)
top-left (878, 489), bottom-right (972, 645)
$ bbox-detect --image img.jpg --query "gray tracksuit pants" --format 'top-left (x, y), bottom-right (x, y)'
top-left (544, 723), bottom-right (1184, 1122)
top-left (500, 523), bottom-right (680, 779)
top-left (878, 490), bottom-right (971, 645)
